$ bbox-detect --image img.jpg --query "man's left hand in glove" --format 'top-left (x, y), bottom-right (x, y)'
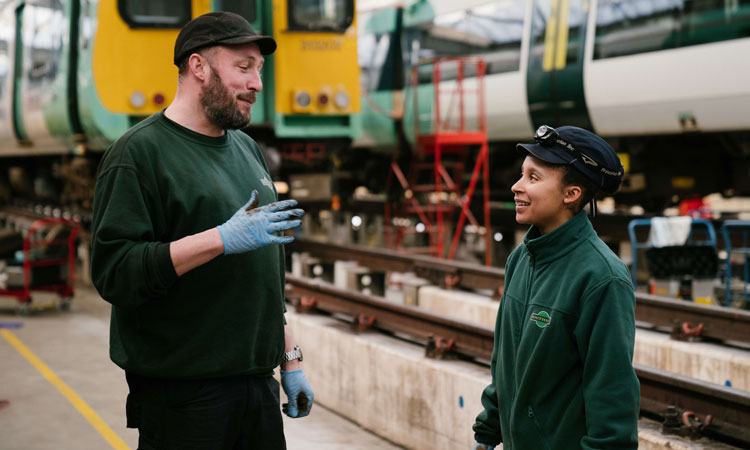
top-left (280, 369), bottom-right (314, 418)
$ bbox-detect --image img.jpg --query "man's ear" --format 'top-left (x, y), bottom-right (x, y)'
top-left (188, 53), bottom-right (209, 82)
top-left (563, 185), bottom-right (582, 205)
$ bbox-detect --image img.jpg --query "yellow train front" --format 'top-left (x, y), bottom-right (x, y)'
top-left (0, 0), bottom-right (360, 207)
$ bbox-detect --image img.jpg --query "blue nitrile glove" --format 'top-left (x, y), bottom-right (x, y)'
top-left (473, 443), bottom-right (495, 450)
top-left (280, 369), bottom-right (314, 418)
top-left (217, 190), bottom-right (304, 255)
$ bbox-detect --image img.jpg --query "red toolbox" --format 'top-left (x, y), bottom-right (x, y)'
top-left (0, 218), bottom-right (80, 314)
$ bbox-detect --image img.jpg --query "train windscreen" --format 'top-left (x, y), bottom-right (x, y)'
top-left (117, 0), bottom-right (191, 28)
top-left (213, 0), bottom-right (257, 23)
top-left (287, 0), bottom-right (354, 32)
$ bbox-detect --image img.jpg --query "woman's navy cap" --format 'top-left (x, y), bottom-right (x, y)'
top-left (174, 11), bottom-right (276, 66)
top-left (517, 125), bottom-right (624, 194)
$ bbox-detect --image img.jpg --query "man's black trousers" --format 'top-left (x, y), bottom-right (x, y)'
top-left (125, 372), bottom-right (286, 450)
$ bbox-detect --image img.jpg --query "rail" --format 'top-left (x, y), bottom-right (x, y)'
top-left (288, 239), bottom-right (505, 294)
top-left (288, 239), bottom-right (750, 344)
top-left (637, 365), bottom-right (750, 446)
top-left (285, 274), bottom-right (750, 447)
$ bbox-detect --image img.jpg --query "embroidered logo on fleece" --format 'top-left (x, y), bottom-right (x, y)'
top-left (261, 176), bottom-right (274, 192)
top-left (530, 311), bottom-right (551, 328)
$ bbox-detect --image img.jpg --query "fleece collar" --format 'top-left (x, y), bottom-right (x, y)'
top-left (523, 210), bottom-right (594, 264)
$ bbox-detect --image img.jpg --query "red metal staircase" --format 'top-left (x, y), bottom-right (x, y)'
top-left (385, 57), bottom-right (491, 265)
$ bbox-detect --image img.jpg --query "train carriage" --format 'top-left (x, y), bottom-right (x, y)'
top-left (0, 0), bottom-right (361, 208)
top-left (358, 0), bottom-right (750, 209)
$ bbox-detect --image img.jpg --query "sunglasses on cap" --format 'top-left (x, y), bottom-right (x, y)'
top-left (534, 125), bottom-right (623, 178)
top-left (534, 125), bottom-right (599, 169)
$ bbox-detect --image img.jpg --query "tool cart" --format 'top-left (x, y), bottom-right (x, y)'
top-left (0, 218), bottom-right (80, 315)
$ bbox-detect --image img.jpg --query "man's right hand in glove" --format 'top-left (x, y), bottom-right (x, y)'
top-left (217, 190), bottom-right (304, 254)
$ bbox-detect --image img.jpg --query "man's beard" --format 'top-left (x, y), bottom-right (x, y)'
top-left (200, 65), bottom-right (256, 130)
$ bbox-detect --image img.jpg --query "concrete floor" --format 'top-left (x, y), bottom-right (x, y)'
top-left (0, 284), bottom-right (401, 450)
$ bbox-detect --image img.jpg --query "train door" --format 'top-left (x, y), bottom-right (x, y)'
top-left (0, 0), bottom-right (18, 150)
top-left (357, 6), bottom-right (404, 148)
top-left (12, 0), bottom-right (80, 153)
top-left (212, 0), bottom-right (268, 124)
top-left (526, 0), bottom-right (593, 129)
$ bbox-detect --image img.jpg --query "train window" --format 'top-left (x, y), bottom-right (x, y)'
top-left (594, 0), bottom-right (683, 59)
top-left (415, 0), bottom-right (525, 82)
top-left (118, 0), bottom-right (191, 29)
top-left (287, 0), bottom-right (354, 32)
top-left (679, 0), bottom-right (750, 46)
top-left (360, 33), bottom-right (400, 91)
top-left (594, 0), bottom-right (750, 59)
top-left (214, 0), bottom-right (257, 24)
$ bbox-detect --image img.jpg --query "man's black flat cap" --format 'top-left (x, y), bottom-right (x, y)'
top-left (174, 11), bottom-right (276, 65)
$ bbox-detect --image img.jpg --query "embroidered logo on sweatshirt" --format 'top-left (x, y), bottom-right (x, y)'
top-left (261, 176), bottom-right (274, 192)
top-left (530, 311), bottom-right (551, 328)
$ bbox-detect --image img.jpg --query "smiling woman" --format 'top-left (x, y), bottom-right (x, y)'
top-left (512, 155), bottom-right (574, 235)
top-left (474, 125), bottom-right (637, 450)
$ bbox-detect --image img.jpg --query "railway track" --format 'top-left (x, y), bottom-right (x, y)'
top-left (288, 239), bottom-right (750, 345)
top-left (285, 273), bottom-right (750, 448)
top-left (3, 205), bottom-right (748, 343)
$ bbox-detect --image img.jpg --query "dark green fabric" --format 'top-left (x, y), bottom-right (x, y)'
top-left (474, 210), bottom-right (639, 449)
top-left (91, 111), bottom-right (286, 379)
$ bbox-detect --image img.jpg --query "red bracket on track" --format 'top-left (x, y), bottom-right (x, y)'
top-left (298, 296), bottom-right (318, 313)
top-left (682, 411), bottom-right (712, 433)
top-left (425, 336), bottom-right (456, 359)
top-left (681, 322), bottom-right (704, 336)
top-left (354, 313), bottom-right (376, 331)
top-left (671, 321), bottom-right (705, 340)
top-left (443, 274), bottom-right (460, 290)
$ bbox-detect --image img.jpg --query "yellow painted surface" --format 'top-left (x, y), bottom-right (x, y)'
top-left (617, 152), bottom-right (630, 172)
top-left (542, 0), bottom-right (559, 72)
top-left (694, 296), bottom-right (716, 305)
top-left (672, 176), bottom-right (696, 189)
top-left (92, 0), bottom-right (211, 114)
top-left (554, 0), bottom-right (569, 70)
top-left (1, 329), bottom-right (132, 450)
top-left (271, 0), bottom-right (360, 115)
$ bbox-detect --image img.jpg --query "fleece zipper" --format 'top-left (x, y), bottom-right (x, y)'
top-left (508, 251), bottom-right (535, 448)
top-left (528, 405), bottom-right (552, 450)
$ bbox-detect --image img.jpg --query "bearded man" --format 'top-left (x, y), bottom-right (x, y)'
top-left (90, 12), bottom-right (312, 450)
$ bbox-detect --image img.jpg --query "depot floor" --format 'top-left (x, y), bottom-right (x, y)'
top-left (0, 283), bottom-right (401, 450)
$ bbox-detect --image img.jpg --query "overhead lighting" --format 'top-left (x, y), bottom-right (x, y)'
top-left (274, 181), bottom-right (289, 195)
top-left (351, 215), bottom-right (362, 229)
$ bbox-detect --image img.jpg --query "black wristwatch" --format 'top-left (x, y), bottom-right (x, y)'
top-left (281, 345), bottom-right (303, 363)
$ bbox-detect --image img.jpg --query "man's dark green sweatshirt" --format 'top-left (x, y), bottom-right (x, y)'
top-left (91, 111), bottom-right (286, 379)
top-left (473, 210), bottom-right (640, 449)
